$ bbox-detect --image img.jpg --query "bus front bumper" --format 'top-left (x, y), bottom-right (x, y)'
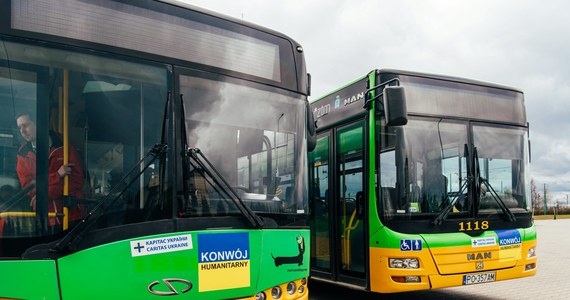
top-left (429, 264), bottom-right (537, 290)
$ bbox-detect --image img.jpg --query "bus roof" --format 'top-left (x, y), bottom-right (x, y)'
top-left (310, 68), bottom-right (526, 129)
top-left (377, 69), bottom-right (524, 94)
top-left (313, 69), bottom-right (523, 102)
top-left (160, 0), bottom-right (300, 44)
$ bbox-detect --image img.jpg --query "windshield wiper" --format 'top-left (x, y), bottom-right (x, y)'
top-left (433, 177), bottom-right (469, 225)
top-left (479, 177), bottom-right (516, 222)
top-left (51, 143), bottom-right (167, 253)
top-left (473, 146), bottom-right (515, 222)
top-left (186, 148), bottom-right (264, 229)
top-left (177, 94), bottom-right (263, 228)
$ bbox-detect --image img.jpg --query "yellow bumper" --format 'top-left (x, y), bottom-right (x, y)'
top-left (369, 239), bottom-right (537, 293)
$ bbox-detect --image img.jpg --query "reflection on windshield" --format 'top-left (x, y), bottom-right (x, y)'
top-left (179, 75), bottom-right (306, 217)
top-left (474, 125), bottom-right (527, 216)
top-left (183, 148), bottom-right (263, 228)
top-left (378, 118), bottom-right (530, 220)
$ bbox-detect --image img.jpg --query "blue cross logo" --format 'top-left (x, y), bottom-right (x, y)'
top-left (133, 242), bottom-right (145, 253)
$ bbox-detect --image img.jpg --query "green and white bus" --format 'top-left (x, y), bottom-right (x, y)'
top-left (309, 69), bottom-right (536, 293)
top-left (0, 1), bottom-right (313, 299)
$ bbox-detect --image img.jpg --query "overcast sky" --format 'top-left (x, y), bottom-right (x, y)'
top-left (181, 0), bottom-right (570, 204)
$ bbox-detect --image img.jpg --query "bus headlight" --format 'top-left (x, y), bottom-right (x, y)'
top-left (527, 247), bottom-right (536, 258)
top-left (255, 292), bottom-right (266, 300)
top-left (271, 286), bottom-right (282, 299)
top-left (286, 282), bottom-right (296, 295)
top-left (389, 258), bottom-right (419, 269)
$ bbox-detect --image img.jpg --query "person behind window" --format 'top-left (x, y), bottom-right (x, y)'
top-left (15, 112), bottom-right (85, 226)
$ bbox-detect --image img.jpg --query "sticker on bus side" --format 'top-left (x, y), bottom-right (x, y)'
top-left (471, 237), bottom-right (496, 248)
top-left (496, 230), bottom-right (521, 246)
top-left (496, 230), bottom-right (522, 261)
top-left (198, 232), bottom-right (251, 292)
top-left (400, 239), bottom-right (422, 251)
top-left (130, 234), bottom-right (192, 257)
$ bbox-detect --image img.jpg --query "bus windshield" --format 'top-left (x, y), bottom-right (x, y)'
top-left (180, 75), bottom-right (307, 217)
top-left (377, 87), bottom-right (531, 231)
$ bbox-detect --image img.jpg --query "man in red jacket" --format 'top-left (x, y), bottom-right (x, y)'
top-left (16, 112), bottom-right (85, 227)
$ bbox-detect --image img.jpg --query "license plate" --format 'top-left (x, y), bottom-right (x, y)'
top-left (463, 272), bottom-right (496, 285)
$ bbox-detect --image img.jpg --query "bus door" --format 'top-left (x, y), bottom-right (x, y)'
top-left (309, 121), bottom-right (366, 286)
top-left (309, 133), bottom-right (332, 272)
top-left (335, 122), bottom-right (365, 283)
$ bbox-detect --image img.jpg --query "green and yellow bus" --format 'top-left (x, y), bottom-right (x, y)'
top-left (0, 1), bottom-right (313, 299)
top-left (308, 69), bottom-right (536, 293)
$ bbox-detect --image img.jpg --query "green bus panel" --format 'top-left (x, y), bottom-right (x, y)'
top-left (370, 225), bottom-right (536, 250)
top-left (57, 229), bottom-right (309, 299)
top-left (0, 260), bottom-right (60, 299)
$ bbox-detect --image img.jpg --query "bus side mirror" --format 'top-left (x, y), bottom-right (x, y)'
top-left (307, 101), bottom-right (317, 152)
top-left (383, 86), bottom-right (408, 126)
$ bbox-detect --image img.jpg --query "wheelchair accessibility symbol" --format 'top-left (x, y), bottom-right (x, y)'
top-left (400, 239), bottom-right (422, 251)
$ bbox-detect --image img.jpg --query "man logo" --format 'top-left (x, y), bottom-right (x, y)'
top-left (148, 278), bottom-right (192, 296)
top-left (467, 252), bottom-right (492, 261)
top-left (476, 262), bottom-right (484, 270)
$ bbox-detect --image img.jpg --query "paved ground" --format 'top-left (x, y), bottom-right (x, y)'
top-left (310, 219), bottom-right (569, 299)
